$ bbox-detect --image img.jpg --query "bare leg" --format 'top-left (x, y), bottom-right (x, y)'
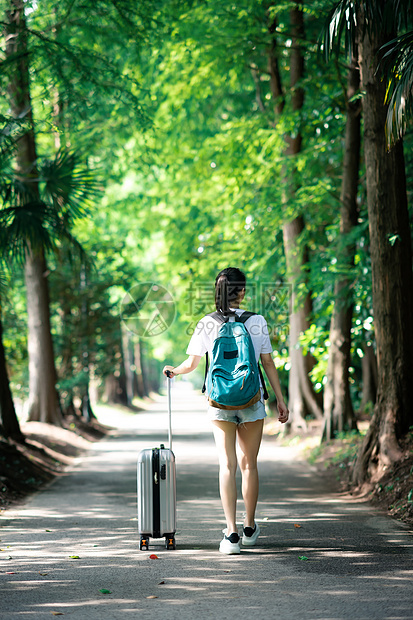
top-left (212, 420), bottom-right (238, 534)
top-left (237, 419), bottom-right (264, 528)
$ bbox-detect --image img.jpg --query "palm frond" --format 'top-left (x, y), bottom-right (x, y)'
top-left (379, 31), bottom-right (413, 145)
top-left (0, 262), bottom-right (9, 298)
top-left (39, 149), bottom-right (102, 226)
top-left (389, 0), bottom-right (413, 32)
top-left (0, 203), bottom-right (57, 265)
top-left (320, 1), bottom-right (358, 62)
top-left (362, 0), bottom-right (413, 34)
top-left (320, 0), bottom-right (413, 62)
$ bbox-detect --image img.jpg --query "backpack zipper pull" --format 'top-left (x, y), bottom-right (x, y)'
top-left (240, 372), bottom-right (247, 390)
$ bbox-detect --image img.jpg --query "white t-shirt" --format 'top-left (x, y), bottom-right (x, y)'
top-left (186, 309), bottom-right (273, 361)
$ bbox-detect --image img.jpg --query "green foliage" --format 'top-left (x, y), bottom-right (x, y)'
top-left (0, 0), bottom-right (412, 419)
top-left (0, 148), bottom-right (98, 265)
top-left (308, 429), bottom-right (363, 470)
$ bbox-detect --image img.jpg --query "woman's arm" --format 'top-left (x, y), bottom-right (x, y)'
top-left (163, 355), bottom-right (202, 378)
top-left (260, 352), bottom-right (289, 423)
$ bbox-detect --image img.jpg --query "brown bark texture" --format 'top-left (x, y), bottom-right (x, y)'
top-left (323, 50), bottom-right (361, 441)
top-left (352, 19), bottom-right (413, 485)
top-left (24, 253), bottom-right (61, 424)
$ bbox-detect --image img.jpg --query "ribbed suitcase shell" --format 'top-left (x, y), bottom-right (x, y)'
top-left (137, 446), bottom-right (176, 540)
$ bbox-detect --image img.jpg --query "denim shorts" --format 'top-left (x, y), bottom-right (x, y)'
top-left (208, 397), bottom-right (267, 425)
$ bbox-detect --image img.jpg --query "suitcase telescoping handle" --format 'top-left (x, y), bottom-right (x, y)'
top-left (165, 370), bottom-right (173, 451)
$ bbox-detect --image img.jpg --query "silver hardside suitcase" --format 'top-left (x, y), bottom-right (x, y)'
top-left (137, 374), bottom-right (176, 550)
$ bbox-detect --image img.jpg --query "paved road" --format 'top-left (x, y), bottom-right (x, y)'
top-left (1, 382), bottom-right (412, 619)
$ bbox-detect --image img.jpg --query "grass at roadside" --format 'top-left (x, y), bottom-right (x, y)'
top-left (265, 416), bottom-right (413, 529)
top-left (305, 426), bottom-right (413, 528)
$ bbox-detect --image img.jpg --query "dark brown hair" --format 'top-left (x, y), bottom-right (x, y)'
top-left (215, 267), bottom-right (246, 316)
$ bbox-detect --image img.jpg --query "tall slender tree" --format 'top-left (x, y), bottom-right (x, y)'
top-left (323, 46), bottom-right (361, 440)
top-left (267, 1), bottom-right (323, 429)
top-left (4, 1), bottom-right (62, 424)
top-left (323, 0), bottom-right (413, 483)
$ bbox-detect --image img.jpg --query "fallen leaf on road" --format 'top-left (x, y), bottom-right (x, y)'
top-left (99, 589), bottom-right (111, 594)
top-left (149, 554), bottom-right (158, 560)
top-left (147, 595), bottom-right (158, 599)
top-left (299, 556), bottom-right (309, 561)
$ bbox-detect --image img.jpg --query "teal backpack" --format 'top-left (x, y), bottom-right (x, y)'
top-left (202, 311), bottom-right (268, 410)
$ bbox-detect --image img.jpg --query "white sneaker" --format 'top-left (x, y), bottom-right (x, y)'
top-left (219, 531), bottom-right (241, 554)
top-left (242, 523), bottom-right (260, 546)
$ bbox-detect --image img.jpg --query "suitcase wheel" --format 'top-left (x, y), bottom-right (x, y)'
top-left (140, 536), bottom-right (149, 551)
top-left (165, 535), bottom-right (176, 550)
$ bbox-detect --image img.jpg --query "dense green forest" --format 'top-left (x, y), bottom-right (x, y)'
top-left (1, 0), bottom-right (413, 495)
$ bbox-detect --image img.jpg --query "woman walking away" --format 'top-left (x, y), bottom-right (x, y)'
top-left (163, 267), bottom-right (289, 554)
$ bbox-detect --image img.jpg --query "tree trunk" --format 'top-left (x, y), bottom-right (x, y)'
top-left (81, 387), bottom-right (95, 422)
top-left (283, 217), bottom-right (323, 430)
top-left (275, 2), bottom-right (323, 430)
top-left (57, 267), bottom-right (76, 415)
top-left (121, 325), bottom-right (134, 407)
top-left (5, 1), bottom-right (37, 175)
top-left (25, 253), bottom-right (61, 424)
top-left (6, 2), bottom-right (62, 426)
top-left (0, 310), bottom-right (24, 441)
top-left (360, 342), bottom-right (377, 414)
top-left (352, 19), bottom-right (413, 485)
top-left (323, 50), bottom-right (361, 441)
top-left (134, 338), bottom-right (148, 398)
top-left (104, 374), bottom-right (128, 405)
top-left (322, 279), bottom-right (358, 441)
top-left (79, 265), bottom-right (96, 420)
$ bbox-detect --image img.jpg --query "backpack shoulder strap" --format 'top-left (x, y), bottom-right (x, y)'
top-left (236, 311), bottom-right (256, 324)
top-left (207, 311), bottom-right (228, 324)
top-left (236, 311), bottom-right (269, 401)
top-left (202, 312), bottom-right (227, 394)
